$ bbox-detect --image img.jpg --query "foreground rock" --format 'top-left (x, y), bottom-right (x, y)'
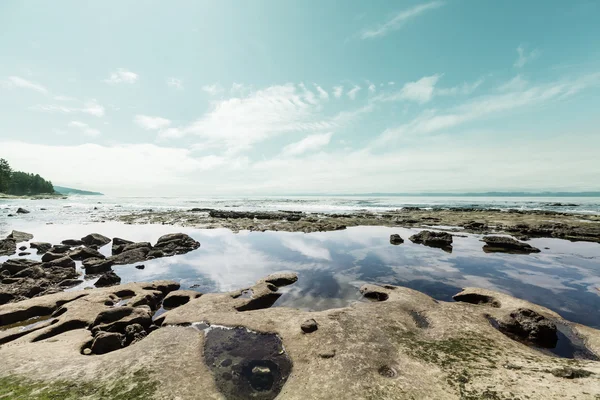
top-left (6, 230), bottom-right (33, 242)
top-left (496, 308), bottom-right (558, 348)
top-left (1, 279), bottom-right (598, 399)
top-left (0, 239), bottom-right (16, 256)
top-left (482, 235), bottom-right (541, 254)
top-left (409, 230), bottom-right (453, 251)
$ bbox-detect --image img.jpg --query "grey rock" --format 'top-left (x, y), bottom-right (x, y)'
top-left (81, 233), bottom-right (111, 247)
top-left (16, 208), bottom-right (30, 214)
top-left (497, 308), bottom-right (557, 348)
top-left (153, 233), bottom-right (200, 256)
top-left (0, 239), bottom-right (16, 256)
top-left (90, 332), bottom-right (124, 355)
top-left (390, 234), bottom-right (404, 245)
top-left (29, 242), bottom-right (52, 254)
top-left (0, 259), bottom-right (41, 275)
top-left (61, 239), bottom-right (84, 246)
top-left (482, 236), bottom-right (541, 254)
top-left (95, 271), bottom-right (121, 287)
top-left (7, 230), bottom-right (34, 242)
top-left (108, 247), bottom-right (149, 265)
top-left (409, 230), bottom-right (453, 251)
top-left (264, 272), bottom-right (298, 287)
top-left (69, 247), bottom-right (105, 261)
top-left (41, 256), bottom-right (76, 269)
top-left (41, 252), bottom-right (65, 262)
top-left (47, 244), bottom-right (71, 254)
top-left (83, 258), bottom-right (115, 275)
top-left (301, 319), bottom-right (318, 333)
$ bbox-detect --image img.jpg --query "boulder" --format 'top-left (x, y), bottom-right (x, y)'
top-left (0, 259), bottom-right (41, 275)
top-left (409, 230), bottom-right (453, 251)
top-left (108, 247), bottom-right (150, 265)
top-left (16, 208), bottom-right (30, 214)
top-left (95, 271), bottom-right (121, 287)
top-left (482, 236), bottom-right (541, 254)
top-left (301, 319), bottom-right (318, 333)
top-left (69, 247), bottom-right (105, 261)
top-left (112, 237), bottom-right (134, 255)
top-left (83, 258), bottom-right (115, 275)
top-left (29, 242), bottom-right (52, 254)
top-left (18, 246), bottom-right (27, 251)
top-left (18, 252), bottom-right (30, 256)
top-left (162, 290), bottom-right (202, 309)
top-left (81, 233), bottom-right (111, 247)
top-left (41, 252), bottom-right (66, 262)
top-left (61, 239), bottom-right (84, 246)
top-left (497, 308), bottom-right (558, 348)
top-left (0, 239), bottom-right (16, 256)
top-left (13, 266), bottom-right (45, 279)
top-left (153, 233), bottom-right (200, 256)
top-left (135, 264), bottom-right (145, 270)
top-left (389, 234), bottom-right (404, 245)
top-left (263, 272), bottom-right (298, 287)
top-left (41, 256), bottom-right (75, 269)
top-left (7, 230), bottom-right (33, 242)
top-left (47, 244), bottom-right (71, 254)
top-left (124, 323), bottom-right (147, 345)
top-left (90, 332), bottom-right (124, 355)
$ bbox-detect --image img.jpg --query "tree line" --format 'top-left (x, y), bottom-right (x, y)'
top-left (0, 158), bottom-right (55, 195)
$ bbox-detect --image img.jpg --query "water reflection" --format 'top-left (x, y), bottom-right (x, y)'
top-left (1, 221), bottom-right (600, 327)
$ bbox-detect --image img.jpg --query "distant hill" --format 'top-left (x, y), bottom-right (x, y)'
top-left (53, 186), bottom-right (104, 196)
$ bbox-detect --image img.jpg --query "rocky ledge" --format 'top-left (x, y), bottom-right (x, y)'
top-left (0, 275), bottom-right (599, 399)
top-left (107, 207), bottom-right (600, 243)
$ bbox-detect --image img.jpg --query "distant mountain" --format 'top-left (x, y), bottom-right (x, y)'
top-left (53, 186), bottom-right (104, 196)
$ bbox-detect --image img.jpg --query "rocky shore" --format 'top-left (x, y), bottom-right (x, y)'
top-left (1, 275), bottom-right (599, 399)
top-left (108, 207), bottom-right (600, 242)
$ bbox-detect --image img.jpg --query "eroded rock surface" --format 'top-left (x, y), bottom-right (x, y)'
top-left (409, 230), bottom-right (453, 252)
top-left (482, 236), bottom-right (541, 254)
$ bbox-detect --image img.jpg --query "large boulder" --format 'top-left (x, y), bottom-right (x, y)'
top-left (0, 239), bottom-right (16, 256)
top-left (42, 256), bottom-right (75, 269)
top-left (69, 247), bottom-right (105, 261)
top-left (112, 237), bottom-right (134, 255)
top-left (6, 230), bottom-right (33, 242)
top-left (41, 252), bottom-right (66, 262)
top-left (90, 332), bottom-right (124, 355)
top-left (83, 258), bottom-right (115, 275)
top-left (108, 246), bottom-right (150, 265)
top-left (497, 308), bottom-right (558, 348)
top-left (482, 236), bottom-right (541, 254)
top-left (29, 242), bottom-right (52, 254)
top-left (409, 230), bottom-right (453, 251)
top-left (16, 208), bottom-right (30, 214)
top-left (95, 271), bottom-right (121, 287)
top-left (81, 233), bottom-right (111, 247)
top-left (153, 233), bottom-right (200, 256)
top-left (389, 234), bottom-right (404, 245)
top-left (0, 259), bottom-right (41, 275)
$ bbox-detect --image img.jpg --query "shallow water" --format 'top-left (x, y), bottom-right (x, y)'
top-left (1, 221), bottom-right (600, 328)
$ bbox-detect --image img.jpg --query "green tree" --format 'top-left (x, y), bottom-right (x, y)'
top-left (0, 158), bottom-right (12, 193)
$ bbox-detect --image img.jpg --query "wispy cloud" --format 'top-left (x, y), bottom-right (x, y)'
top-left (374, 72), bottom-right (600, 146)
top-left (134, 115), bottom-right (171, 130)
top-left (67, 120), bottom-right (100, 137)
top-left (104, 68), bottom-right (138, 84)
top-left (5, 76), bottom-right (48, 94)
top-left (368, 83), bottom-right (376, 93)
top-left (437, 78), bottom-right (484, 96)
top-left (282, 132), bottom-right (333, 156)
top-left (202, 83), bottom-right (224, 96)
top-left (361, 1), bottom-right (444, 39)
top-left (30, 99), bottom-right (105, 117)
top-left (54, 95), bottom-right (75, 101)
top-left (314, 84), bottom-right (329, 100)
top-left (347, 85), bottom-right (361, 100)
top-left (333, 85), bottom-right (344, 98)
top-left (377, 74), bottom-right (442, 103)
top-left (166, 77), bottom-right (183, 89)
top-left (514, 45), bottom-right (540, 68)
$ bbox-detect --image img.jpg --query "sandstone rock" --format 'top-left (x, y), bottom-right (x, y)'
top-left (47, 244), bottom-right (71, 254)
top-left (91, 306), bottom-right (152, 334)
top-left (13, 266), bottom-right (45, 279)
top-left (108, 247), bottom-right (149, 265)
top-left (69, 247), bottom-right (105, 261)
top-left (124, 323), bottom-right (147, 345)
top-left (464, 221), bottom-right (487, 230)
top-left (95, 271), bottom-right (121, 287)
top-left (83, 258), bottom-right (115, 275)
top-left (497, 308), bottom-right (558, 348)
top-left (42, 256), bottom-right (75, 269)
top-left (0, 259), bottom-right (41, 275)
top-left (389, 234), bottom-right (404, 245)
top-left (29, 242), bottom-right (52, 254)
top-left (162, 290), bottom-right (202, 309)
top-left (453, 292), bottom-right (501, 308)
top-left (409, 230), bottom-right (453, 251)
top-left (0, 239), bottom-right (16, 256)
top-left (81, 233), bottom-right (111, 247)
top-left (482, 236), bottom-right (541, 254)
top-left (7, 230), bottom-right (33, 242)
top-left (153, 233), bottom-right (200, 256)
top-left (263, 272), bottom-right (298, 287)
top-left (140, 280), bottom-right (180, 295)
top-left (301, 319), bottom-right (318, 333)
top-left (41, 252), bottom-right (65, 262)
top-left (58, 279), bottom-right (83, 287)
top-left (61, 239), bottom-right (84, 246)
top-left (112, 237), bottom-right (134, 255)
top-left (90, 332), bottom-right (124, 355)
top-left (359, 284), bottom-right (389, 301)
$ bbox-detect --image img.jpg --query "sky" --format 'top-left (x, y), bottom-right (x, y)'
top-left (1, 0), bottom-right (599, 196)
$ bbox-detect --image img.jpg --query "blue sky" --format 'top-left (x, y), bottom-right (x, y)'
top-left (1, 0), bottom-right (599, 195)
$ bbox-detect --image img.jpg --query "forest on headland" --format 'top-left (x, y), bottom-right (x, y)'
top-left (0, 158), bottom-right (55, 195)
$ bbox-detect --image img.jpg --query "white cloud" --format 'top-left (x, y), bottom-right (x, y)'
top-left (361, 1), bottom-right (445, 39)
top-left (368, 83), bottom-right (376, 93)
top-left (514, 45), bottom-right (540, 68)
top-left (375, 72), bottom-right (600, 146)
top-left (166, 77), bottom-right (183, 89)
top-left (175, 84), bottom-right (336, 154)
top-left (30, 99), bottom-right (105, 117)
top-left (67, 121), bottom-right (100, 137)
top-left (498, 75), bottom-right (528, 92)
top-left (54, 95), bottom-right (75, 101)
top-left (5, 76), bottom-right (48, 94)
top-left (333, 85), bottom-right (344, 98)
top-left (202, 83), bottom-right (224, 96)
top-left (314, 84), bottom-right (329, 100)
top-left (347, 85), bottom-right (361, 100)
top-left (379, 74), bottom-right (441, 103)
top-left (104, 68), bottom-right (138, 84)
top-left (282, 132), bottom-right (333, 156)
top-left (134, 115), bottom-right (171, 130)
top-left (437, 78), bottom-right (483, 96)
